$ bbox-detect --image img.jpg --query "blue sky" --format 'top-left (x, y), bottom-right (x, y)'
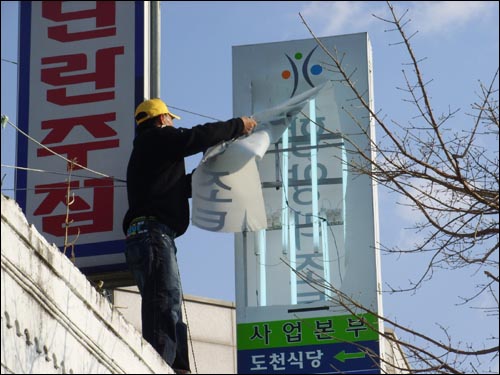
top-left (2, 1), bottom-right (499, 372)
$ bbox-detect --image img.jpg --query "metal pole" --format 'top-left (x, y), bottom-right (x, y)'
top-left (289, 214), bottom-right (297, 304)
top-left (150, 1), bottom-right (160, 98)
top-left (282, 129), bottom-right (289, 256)
top-left (255, 230), bottom-right (267, 307)
top-left (242, 231), bottom-right (248, 308)
top-left (321, 217), bottom-right (332, 298)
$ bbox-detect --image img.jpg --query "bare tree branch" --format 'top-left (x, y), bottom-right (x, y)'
top-left (298, 1), bottom-right (499, 373)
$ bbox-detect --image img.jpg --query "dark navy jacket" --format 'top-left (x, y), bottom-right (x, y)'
top-left (123, 118), bottom-right (244, 236)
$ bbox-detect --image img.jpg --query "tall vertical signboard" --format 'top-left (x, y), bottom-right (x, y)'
top-left (233, 34), bottom-right (383, 374)
top-left (17, 1), bottom-right (149, 274)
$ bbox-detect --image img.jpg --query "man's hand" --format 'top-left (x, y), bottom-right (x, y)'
top-left (241, 116), bottom-right (257, 135)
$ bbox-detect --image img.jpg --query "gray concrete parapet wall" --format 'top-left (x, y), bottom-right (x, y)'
top-left (1, 194), bottom-right (173, 374)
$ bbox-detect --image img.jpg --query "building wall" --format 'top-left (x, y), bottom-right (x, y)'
top-left (113, 288), bottom-right (237, 374)
top-left (1, 194), bottom-right (173, 374)
top-left (383, 329), bottom-right (411, 374)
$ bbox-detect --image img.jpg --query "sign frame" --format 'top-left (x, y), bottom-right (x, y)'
top-left (17, 1), bottom-right (149, 276)
top-left (232, 34), bottom-right (384, 374)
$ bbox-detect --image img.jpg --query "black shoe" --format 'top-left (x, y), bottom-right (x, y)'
top-left (173, 369), bottom-right (191, 374)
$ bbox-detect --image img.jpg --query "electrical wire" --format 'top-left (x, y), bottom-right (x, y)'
top-left (2, 105), bottom-right (225, 375)
top-left (177, 265), bottom-right (198, 374)
top-left (167, 105), bottom-right (222, 122)
top-left (4, 119), bottom-right (126, 183)
top-left (1, 163), bottom-right (126, 184)
top-left (1, 57), bottom-right (17, 65)
top-left (1, 106), bottom-right (231, 192)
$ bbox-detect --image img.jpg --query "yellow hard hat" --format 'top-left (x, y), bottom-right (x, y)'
top-left (134, 98), bottom-right (180, 125)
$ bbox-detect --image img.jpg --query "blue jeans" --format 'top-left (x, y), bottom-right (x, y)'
top-left (125, 218), bottom-right (190, 371)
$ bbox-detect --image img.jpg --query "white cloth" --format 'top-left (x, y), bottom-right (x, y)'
top-left (192, 82), bottom-right (331, 233)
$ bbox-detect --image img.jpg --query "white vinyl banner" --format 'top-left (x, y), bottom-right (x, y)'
top-left (191, 83), bottom-right (331, 233)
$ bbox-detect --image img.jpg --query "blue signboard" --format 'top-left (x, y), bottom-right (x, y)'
top-left (238, 341), bottom-right (380, 374)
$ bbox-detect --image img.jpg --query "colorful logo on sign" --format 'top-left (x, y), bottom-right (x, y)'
top-left (281, 46), bottom-right (323, 97)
